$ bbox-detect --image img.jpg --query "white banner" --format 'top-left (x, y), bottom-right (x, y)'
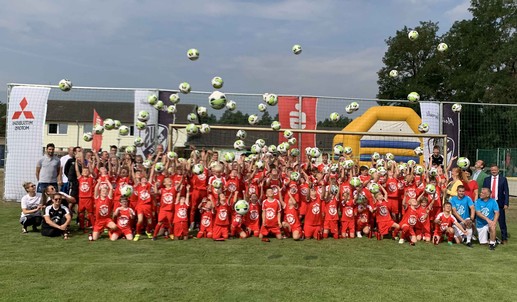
top-left (5, 86), bottom-right (50, 200)
top-left (420, 102), bottom-right (440, 164)
top-left (134, 90), bottom-right (159, 158)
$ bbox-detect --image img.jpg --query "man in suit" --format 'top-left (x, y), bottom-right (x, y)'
top-left (483, 164), bottom-right (510, 244)
top-left (472, 160), bottom-right (488, 194)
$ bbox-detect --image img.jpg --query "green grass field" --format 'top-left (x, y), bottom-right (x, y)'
top-left (1, 193), bottom-right (516, 301)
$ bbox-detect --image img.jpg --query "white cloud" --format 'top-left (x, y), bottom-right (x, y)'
top-left (445, 1), bottom-right (472, 22)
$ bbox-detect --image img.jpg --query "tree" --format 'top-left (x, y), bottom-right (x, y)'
top-left (217, 110), bottom-right (249, 125)
top-left (257, 111), bottom-right (273, 125)
top-left (317, 115), bottom-right (352, 129)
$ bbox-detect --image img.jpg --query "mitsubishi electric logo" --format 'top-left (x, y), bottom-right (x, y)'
top-left (11, 97), bottom-right (34, 130)
top-left (12, 97), bottom-right (34, 120)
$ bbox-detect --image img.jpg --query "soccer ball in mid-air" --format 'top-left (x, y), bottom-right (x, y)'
top-left (333, 145), bottom-right (344, 156)
top-left (457, 157), bottom-right (470, 169)
top-left (154, 162), bottom-right (165, 173)
top-left (118, 126), bottom-right (129, 136)
top-left (414, 146), bottom-right (424, 156)
top-left (385, 153), bottom-right (395, 161)
top-left (265, 94), bottom-right (278, 106)
top-left (248, 114), bottom-right (259, 125)
top-left (389, 70), bottom-right (398, 78)
top-left (283, 130), bottom-right (293, 139)
top-left (134, 137), bottom-right (144, 147)
top-left (120, 185), bottom-right (134, 197)
top-left (113, 120), bottom-right (121, 129)
top-left (135, 121), bottom-right (147, 131)
top-left (197, 106), bottom-right (207, 117)
top-left (345, 105), bottom-right (354, 114)
top-left (83, 132), bottom-right (93, 142)
top-left (288, 137), bottom-right (296, 145)
top-left (153, 100), bottom-right (164, 110)
top-left (187, 48), bottom-right (199, 61)
top-left (187, 113), bottom-right (197, 123)
top-left (371, 152), bottom-right (380, 161)
top-left (233, 140), bottom-right (245, 151)
top-left (408, 92), bottom-right (420, 102)
top-left (167, 151), bottom-right (177, 160)
top-left (437, 43), bottom-right (448, 52)
top-left (226, 100), bottom-right (237, 111)
top-left (224, 152), bottom-right (236, 163)
top-left (310, 147), bottom-right (321, 159)
top-left (418, 123), bottom-right (429, 133)
top-left (148, 95), bottom-right (158, 105)
top-left (408, 30), bottom-right (419, 41)
top-left (452, 103), bottom-right (462, 112)
top-left (167, 105), bottom-right (177, 114)
top-left (192, 163), bottom-right (204, 175)
top-left (292, 44), bottom-right (302, 55)
top-left (258, 103), bottom-right (267, 112)
top-left (234, 199), bottom-right (250, 215)
top-left (211, 76), bottom-right (224, 89)
top-left (179, 82), bottom-right (191, 94)
top-left (414, 165), bottom-right (424, 175)
top-left (208, 91), bottom-right (227, 110)
top-left (169, 93), bottom-right (180, 104)
top-left (329, 112), bottom-right (340, 123)
top-left (250, 144), bottom-right (261, 154)
top-left (425, 184), bottom-right (436, 194)
top-left (344, 146), bottom-right (353, 155)
top-left (137, 111), bottom-right (150, 122)
top-left (125, 145), bottom-right (135, 154)
top-left (290, 148), bottom-right (300, 157)
top-left (103, 119), bottom-right (115, 130)
top-left (236, 130), bottom-right (247, 140)
top-left (271, 121), bottom-right (281, 131)
top-left (349, 102), bottom-right (359, 111)
top-left (186, 123), bottom-right (199, 136)
top-left (200, 124), bottom-right (211, 134)
top-left (93, 124), bottom-right (104, 135)
top-left (58, 79), bottom-right (72, 91)
top-left (255, 138), bottom-right (266, 148)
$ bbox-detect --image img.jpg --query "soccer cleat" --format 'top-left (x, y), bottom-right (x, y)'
top-left (22, 227), bottom-right (28, 234)
top-left (133, 234), bottom-right (141, 241)
top-left (489, 244), bottom-right (496, 251)
top-left (356, 232), bottom-right (362, 238)
top-left (466, 242), bottom-right (473, 248)
top-left (398, 238), bottom-right (405, 244)
top-left (447, 241), bottom-right (453, 246)
top-left (433, 237), bottom-right (439, 245)
top-left (472, 235), bottom-right (477, 241)
top-left (146, 231), bottom-right (153, 239)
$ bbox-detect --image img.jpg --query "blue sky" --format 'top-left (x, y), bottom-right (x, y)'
top-left (0, 0), bottom-right (472, 101)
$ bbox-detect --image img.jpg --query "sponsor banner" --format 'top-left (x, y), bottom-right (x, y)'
top-left (278, 96), bottom-right (317, 161)
top-left (419, 102), bottom-right (440, 161)
top-left (442, 104), bottom-right (459, 166)
top-left (92, 109), bottom-right (103, 151)
top-left (134, 90), bottom-right (159, 158)
top-left (5, 86), bottom-right (50, 200)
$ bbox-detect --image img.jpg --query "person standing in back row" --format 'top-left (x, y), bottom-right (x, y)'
top-left (36, 143), bottom-right (62, 193)
top-left (483, 164), bottom-right (509, 244)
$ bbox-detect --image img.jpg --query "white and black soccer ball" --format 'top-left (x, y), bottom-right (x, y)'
top-left (408, 92), bottom-right (420, 102)
top-left (258, 103), bottom-right (267, 112)
top-left (83, 132), bottom-right (93, 142)
top-left (200, 124), bottom-right (211, 134)
top-left (437, 43), bottom-right (448, 52)
top-left (292, 44), bottom-right (302, 55)
top-left (169, 94), bottom-right (180, 104)
top-left (418, 123), bottom-right (429, 133)
top-left (408, 30), bottom-right (419, 41)
top-left (226, 100), bottom-right (237, 111)
top-left (389, 70), bottom-right (398, 78)
top-left (271, 121), bottom-right (281, 131)
top-left (179, 82), bottom-right (191, 94)
top-left (134, 137), bottom-right (144, 147)
top-left (248, 114), bottom-right (259, 125)
top-left (137, 111), bottom-right (150, 122)
top-left (208, 91), bottom-right (227, 110)
top-left (148, 95), bottom-right (158, 105)
top-left (197, 106), bottom-right (208, 117)
top-left (103, 119), bottom-right (115, 130)
top-left (236, 130), bottom-right (247, 140)
top-left (58, 79), bottom-right (72, 92)
top-left (118, 125), bottom-right (130, 136)
top-left (187, 48), bottom-right (199, 61)
top-left (186, 123), bottom-right (199, 136)
top-left (211, 76), bottom-right (224, 89)
top-left (329, 112), bottom-right (340, 122)
top-left (452, 103), bottom-right (462, 113)
top-left (167, 105), bottom-right (177, 114)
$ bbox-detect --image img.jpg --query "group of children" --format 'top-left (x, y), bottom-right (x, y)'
top-left (62, 145), bottom-right (479, 247)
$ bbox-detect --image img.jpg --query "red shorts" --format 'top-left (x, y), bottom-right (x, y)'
top-left (324, 220), bottom-right (339, 234)
top-left (137, 204), bottom-right (153, 219)
top-left (158, 210), bottom-right (173, 225)
top-left (416, 224), bottom-right (431, 238)
top-left (299, 202), bottom-right (307, 216)
top-left (213, 225), bottom-right (229, 239)
top-left (377, 220), bottom-right (395, 235)
top-left (356, 221), bottom-right (370, 231)
top-left (93, 218), bottom-right (114, 233)
top-left (340, 220), bottom-right (356, 234)
top-left (245, 221), bottom-right (260, 232)
top-left (173, 221), bottom-right (188, 237)
top-left (111, 227), bottom-right (132, 237)
top-left (387, 198), bottom-right (399, 215)
top-left (78, 197), bottom-right (94, 213)
top-left (304, 225), bottom-right (321, 239)
top-left (260, 226), bottom-right (282, 236)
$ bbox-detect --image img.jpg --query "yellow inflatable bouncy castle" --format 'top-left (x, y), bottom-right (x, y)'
top-left (333, 106), bottom-right (423, 167)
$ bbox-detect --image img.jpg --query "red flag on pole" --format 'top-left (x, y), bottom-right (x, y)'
top-left (278, 96), bottom-right (318, 162)
top-left (92, 109), bottom-right (103, 151)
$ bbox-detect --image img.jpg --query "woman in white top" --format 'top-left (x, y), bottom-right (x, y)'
top-left (20, 182), bottom-right (43, 233)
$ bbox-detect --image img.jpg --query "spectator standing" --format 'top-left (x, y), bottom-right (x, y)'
top-left (35, 143), bottom-right (62, 193)
top-left (483, 165), bottom-right (509, 244)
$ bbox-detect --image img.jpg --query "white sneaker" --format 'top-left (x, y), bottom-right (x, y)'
top-left (398, 238), bottom-right (405, 244)
top-left (356, 232), bottom-right (362, 238)
top-left (472, 235), bottom-right (477, 241)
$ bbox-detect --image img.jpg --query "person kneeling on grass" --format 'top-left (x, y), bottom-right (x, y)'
top-left (41, 193), bottom-right (72, 239)
top-left (110, 197), bottom-right (135, 241)
top-left (433, 202), bottom-right (467, 246)
top-left (20, 182), bottom-right (43, 234)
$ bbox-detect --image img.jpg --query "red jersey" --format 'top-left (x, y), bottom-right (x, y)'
top-left (298, 183), bottom-right (310, 203)
top-left (94, 196), bottom-right (113, 220)
top-left (214, 203), bottom-right (230, 226)
top-left (374, 200), bottom-right (392, 222)
top-left (284, 206), bottom-right (301, 229)
top-left (171, 174), bottom-right (187, 196)
top-left (191, 169), bottom-right (208, 190)
top-left (114, 176), bottom-right (132, 199)
top-left (284, 181), bottom-right (299, 204)
top-left (400, 206), bottom-right (425, 227)
top-left (244, 202), bottom-right (261, 228)
top-left (115, 207), bottom-right (135, 229)
top-left (226, 177), bottom-right (241, 197)
top-left (173, 203), bottom-right (189, 223)
top-left (386, 177), bottom-right (399, 199)
top-left (324, 196), bottom-right (339, 221)
top-left (267, 178), bottom-right (282, 199)
top-left (262, 198), bottom-right (282, 228)
top-left (305, 196), bottom-right (323, 226)
top-left (200, 209), bottom-right (213, 229)
top-left (435, 212), bottom-right (457, 232)
top-left (404, 182), bottom-right (418, 200)
top-left (159, 187), bottom-right (176, 212)
top-left (340, 197), bottom-right (356, 221)
top-left (78, 176), bottom-right (95, 198)
top-left (134, 182), bottom-right (153, 205)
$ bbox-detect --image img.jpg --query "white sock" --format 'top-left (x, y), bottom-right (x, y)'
top-left (490, 241), bottom-right (496, 245)
top-left (466, 229), bottom-right (472, 243)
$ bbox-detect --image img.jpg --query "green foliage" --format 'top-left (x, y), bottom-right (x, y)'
top-left (317, 115), bottom-right (353, 129)
top-left (257, 110), bottom-right (273, 125)
top-left (216, 110), bottom-right (249, 125)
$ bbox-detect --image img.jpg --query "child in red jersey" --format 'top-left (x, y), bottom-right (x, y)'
top-left (133, 175), bottom-right (155, 241)
top-left (416, 193), bottom-right (432, 242)
top-left (433, 202), bottom-right (467, 245)
top-left (243, 190), bottom-right (262, 237)
top-left (213, 193), bottom-right (231, 241)
top-left (385, 166), bottom-right (400, 222)
top-left (323, 184), bottom-right (340, 239)
top-left (197, 199), bottom-right (214, 239)
top-left (152, 177), bottom-right (176, 240)
top-left (112, 166), bottom-right (133, 210)
top-left (173, 184), bottom-right (190, 240)
top-left (354, 183), bottom-right (373, 238)
top-left (304, 187), bottom-right (323, 240)
top-left (91, 180), bottom-right (117, 241)
top-left (259, 187), bottom-right (284, 242)
top-left (399, 198), bottom-right (427, 246)
top-left (340, 191), bottom-right (356, 238)
top-left (372, 187), bottom-right (400, 240)
top-left (230, 192), bottom-right (247, 239)
top-left (282, 192), bottom-right (302, 240)
top-left (75, 161), bottom-right (95, 232)
top-left (189, 162), bottom-right (208, 231)
top-left (110, 197), bottom-right (135, 241)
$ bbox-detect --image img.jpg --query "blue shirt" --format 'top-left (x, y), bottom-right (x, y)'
top-left (450, 195), bottom-right (474, 220)
top-left (475, 198), bottom-right (499, 228)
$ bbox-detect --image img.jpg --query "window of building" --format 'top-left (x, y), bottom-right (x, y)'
top-left (130, 126), bottom-right (134, 136)
top-left (48, 123), bottom-right (68, 135)
top-left (83, 124), bottom-right (93, 133)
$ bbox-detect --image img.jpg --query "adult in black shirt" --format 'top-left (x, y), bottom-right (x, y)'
top-left (64, 147), bottom-right (82, 203)
top-left (429, 146), bottom-right (444, 167)
top-left (41, 194), bottom-right (71, 238)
